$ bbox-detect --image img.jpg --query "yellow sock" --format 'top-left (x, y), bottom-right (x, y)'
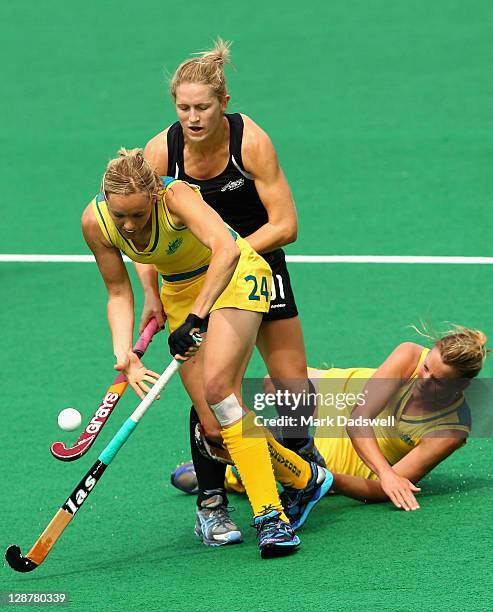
top-left (221, 412), bottom-right (288, 521)
top-left (266, 436), bottom-right (313, 489)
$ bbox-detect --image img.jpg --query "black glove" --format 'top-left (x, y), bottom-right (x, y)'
top-left (168, 313), bottom-right (204, 356)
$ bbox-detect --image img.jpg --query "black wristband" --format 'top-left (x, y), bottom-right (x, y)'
top-left (168, 313), bottom-right (204, 357)
top-left (185, 313), bottom-right (204, 330)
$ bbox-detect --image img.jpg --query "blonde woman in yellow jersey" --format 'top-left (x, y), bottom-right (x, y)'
top-left (332, 327), bottom-right (487, 511)
top-left (82, 148), bottom-right (332, 558)
top-left (175, 326), bottom-right (487, 515)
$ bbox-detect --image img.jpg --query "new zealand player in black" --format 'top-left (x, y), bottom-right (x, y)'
top-left (137, 39), bottom-right (324, 546)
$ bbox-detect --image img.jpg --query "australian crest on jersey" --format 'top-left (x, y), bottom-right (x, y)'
top-left (166, 237), bottom-right (183, 255)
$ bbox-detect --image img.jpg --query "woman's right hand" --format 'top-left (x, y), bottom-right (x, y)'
top-left (379, 470), bottom-right (421, 511)
top-left (114, 351), bottom-right (161, 400)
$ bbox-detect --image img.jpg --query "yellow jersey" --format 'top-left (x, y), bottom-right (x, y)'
top-left (92, 177), bottom-right (213, 280)
top-left (92, 176), bottom-right (272, 332)
top-left (313, 349), bottom-right (471, 479)
top-left (224, 349), bottom-right (471, 492)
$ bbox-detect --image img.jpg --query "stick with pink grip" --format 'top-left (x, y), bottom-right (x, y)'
top-left (50, 318), bottom-right (161, 461)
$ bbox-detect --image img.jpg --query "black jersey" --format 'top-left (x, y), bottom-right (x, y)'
top-left (166, 113), bottom-right (269, 238)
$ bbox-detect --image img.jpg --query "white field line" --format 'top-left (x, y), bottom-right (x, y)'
top-left (1, 254), bottom-right (493, 264)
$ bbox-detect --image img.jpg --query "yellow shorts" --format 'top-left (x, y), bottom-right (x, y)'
top-left (160, 235), bottom-right (272, 333)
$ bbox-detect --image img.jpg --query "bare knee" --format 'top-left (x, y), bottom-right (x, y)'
top-left (204, 376), bottom-right (234, 407)
top-left (264, 375), bottom-right (309, 396)
top-left (267, 361), bottom-right (308, 382)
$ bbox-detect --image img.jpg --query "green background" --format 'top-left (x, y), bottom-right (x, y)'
top-left (1, 1), bottom-right (492, 610)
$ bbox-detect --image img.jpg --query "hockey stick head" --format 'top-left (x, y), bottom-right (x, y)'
top-left (194, 423), bottom-right (233, 465)
top-left (50, 318), bottom-right (161, 462)
top-left (50, 435), bottom-right (96, 462)
top-left (5, 545), bottom-right (38, 573)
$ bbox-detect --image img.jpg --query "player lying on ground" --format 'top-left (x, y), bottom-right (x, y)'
top-left (81, 148), bottom-right (332, 558)
top-left (172, 326), bottom-right (488, 513)
top-left (139, 39), bottom-right (323, 545)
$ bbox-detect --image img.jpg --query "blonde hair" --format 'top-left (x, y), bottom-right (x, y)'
top-left (412, 323), bottom-right (490, 378)
top-left (102, 148), bottom-right (161, 198)
top-left (170, 38), bottom-right (232, 100)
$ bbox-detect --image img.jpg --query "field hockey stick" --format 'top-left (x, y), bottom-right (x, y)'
top-left (6, 356), bottom-right (181, 573)
top-left (50, 318), bottom-right (161, 461)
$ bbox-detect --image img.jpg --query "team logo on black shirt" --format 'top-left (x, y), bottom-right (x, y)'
top-left (221, 178), bottom-right (245, 192)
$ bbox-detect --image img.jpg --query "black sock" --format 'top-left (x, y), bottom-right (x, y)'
top-left (189, 406), bottom-right (228, 507)
top-left (276, 381), bottom-right (317, 452)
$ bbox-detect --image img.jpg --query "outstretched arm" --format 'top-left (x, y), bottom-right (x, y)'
top-left (347, 342), bottom-right (424, 510)
top-left (82, 204), bottom-right (159, 398)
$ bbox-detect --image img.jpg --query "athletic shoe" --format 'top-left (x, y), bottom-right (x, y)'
top-left (254, 510), bottom-right (301, 559)
top-left (170, 461), bottom-right (243, 494)
top-left (170, 461), bottom-right (198, 495)
top-left (297, 437), bottom-right (327, 468)
top-left (194, 494), bottom-right (242, 546)
top-left (280, 463), bottom-right (334, 530)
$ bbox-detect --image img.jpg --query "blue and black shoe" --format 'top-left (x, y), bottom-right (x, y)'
top-left (280, 463), bottom-right (333, 530)
top-left (254, 510), bottom-right (301, 559)
top-left (170, 461), bottom-right (198, 495)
